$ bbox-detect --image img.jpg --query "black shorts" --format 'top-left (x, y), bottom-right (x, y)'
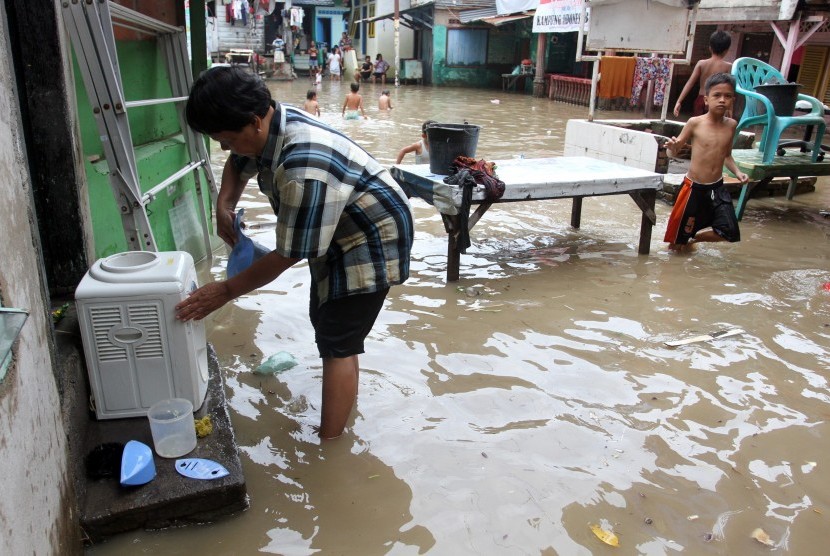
top-left (360, 71), bottom-right (372, 80)
top-left (663, 176), bottom-right (740, 244)
top-left (309, 288), bottom-right (389, 358)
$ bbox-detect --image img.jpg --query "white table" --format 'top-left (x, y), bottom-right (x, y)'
top-left (390, 156), bottom-right (663, 281)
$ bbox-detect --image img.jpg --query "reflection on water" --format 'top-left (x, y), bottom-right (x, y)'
top-left (88, 79), bottom-right (830, 555)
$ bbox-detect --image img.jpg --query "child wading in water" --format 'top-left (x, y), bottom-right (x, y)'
top-left (378, 90), bottom-right (393, 110)
top-left (303, 89), bottom-right (320, 117)
top-left (664, 73), bottom-right (749, 252)
top-left (674, 30), bottom-right (732, 117)
top-left (342, 82), bottom-right (367, 120)
top-left (396, 120), bottom-right (435, 164)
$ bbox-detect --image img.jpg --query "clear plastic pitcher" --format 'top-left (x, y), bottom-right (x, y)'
top-left (148, 398), bottom-right (197, 458)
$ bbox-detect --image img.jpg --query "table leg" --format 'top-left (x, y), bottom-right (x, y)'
top-left (441, 214), bottom-right (461, 282)
top-left (570, 197), bottom-right (583, 228)
top-left (637, 189), bottom-right (656, 254)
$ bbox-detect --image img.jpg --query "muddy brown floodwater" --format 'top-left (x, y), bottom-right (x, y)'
top-left (87, 79), bottom-right (830, 555)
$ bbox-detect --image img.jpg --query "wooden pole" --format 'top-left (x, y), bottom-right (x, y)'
top-left (533, 32), bottom-right (546, 98)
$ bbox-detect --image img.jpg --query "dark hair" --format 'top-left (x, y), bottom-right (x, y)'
top-left (350, 82), bottom-right (359, 92)
top-left (376, 53), bottom-right (383, 59)
top-left (186, 66), bottom-right (271, 134)
top-left (709, 30), bottom-right (731, 55)
top-left (306, 89), bottom-right (316, 100)
top-left (704, 72), bottom-right (736, 94)
top-left (382, 90), bottom-right (390, 96)
top-left (421, 120), bottom-right (436, 134)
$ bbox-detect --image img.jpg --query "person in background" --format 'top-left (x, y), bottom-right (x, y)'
top-left (339, 31), bottom-right (352, 52)
top-left (372, 53), bottom-right (390, 86)
top-left (664, 73), bottom-right (748, 251)
top-left (303, 89), bottom-right (320, 117)
top-left (342, 82), bottom-right (367, 120)
top-left (378, 90), bottom-right (393, 111)
top-left (355, 55), bottom-right (373, 82)
top-left (178, 66), bottom-right (414, 439)
top-left (327, 45), bottom-right (342, 81)
top-left (395, 120), bottom-right (435, 165)
top-left (673, 30), bottom-right (732, 117)
top-left (308, 41), bottom-right (319, 80)
top-left (271, 34), bottom-right (285, 68)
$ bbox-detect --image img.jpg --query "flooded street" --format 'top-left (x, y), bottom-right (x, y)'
top-left (88, 79), bottom-right (830, 554)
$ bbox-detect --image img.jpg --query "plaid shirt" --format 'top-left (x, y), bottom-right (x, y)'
top-left (232, 103), bottom-right (413, 304)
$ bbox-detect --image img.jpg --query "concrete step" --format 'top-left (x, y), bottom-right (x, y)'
top-left (56, 307), bottom-right (248, 544)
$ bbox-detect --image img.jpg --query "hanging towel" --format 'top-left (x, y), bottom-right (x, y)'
top-left (598, 56), bottom-right (636, 100)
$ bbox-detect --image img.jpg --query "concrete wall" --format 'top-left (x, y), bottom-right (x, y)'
top-left (0, 3), bottom-right (79, 555)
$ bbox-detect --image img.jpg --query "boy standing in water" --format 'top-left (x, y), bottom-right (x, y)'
top-left (664, 73), bottom-right (749, 251)
top-left (342, 82), bottom-right (367, 120)
top-left (378, 90), bottom-right (393, 110)
top-left (673, 30), bottom-right (733, 117)
top-left (303, 89), bottom-right (320, 117)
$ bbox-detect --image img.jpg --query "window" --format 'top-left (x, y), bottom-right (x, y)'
top-left (368, 4), bottom-right (376, 39)
top-left (447, 28), bottom-right (488, 66)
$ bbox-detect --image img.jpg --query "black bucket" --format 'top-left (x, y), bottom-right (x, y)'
top-left (426, 123), bottom-right (480, 174)
top-left (754, 83), bottom-right (800, 116)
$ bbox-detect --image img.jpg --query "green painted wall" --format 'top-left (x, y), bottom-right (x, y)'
top-left (74, 40), bottom-right (211, 260)
top-left (431, 24), bottom-right (503, 87)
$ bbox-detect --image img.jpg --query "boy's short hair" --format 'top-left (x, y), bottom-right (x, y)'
top-left (704, 72), bottom-right (736, 94)
top-left (709, 30), bottom-right (731, 55)
top-left (350, 82), bottom-right (359, 92)
top-left (307, 89), bottom-right (316, 100)
top-left (186, 66), bottom-right (271, 134)
top-left (421, 120), bottom-right (437, 134)
top-left (382, 90), bottom-right (390, 96)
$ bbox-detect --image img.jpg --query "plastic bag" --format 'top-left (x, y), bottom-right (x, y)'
top-left (226, 208), bottom-right (270, 279)
top-left (254, 351), bottom-right (298, 375)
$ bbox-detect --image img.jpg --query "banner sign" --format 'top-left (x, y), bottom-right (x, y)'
top-left (533, 0), bottom-right (588, 33)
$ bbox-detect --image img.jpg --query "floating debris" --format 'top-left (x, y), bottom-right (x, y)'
top-left (751, 527), bottom-right (775, 547)
top-left (590, 524), bottom-right (620, 547)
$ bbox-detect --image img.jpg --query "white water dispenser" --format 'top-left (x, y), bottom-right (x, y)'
top-left (75, 251), bottom-right (208, 419)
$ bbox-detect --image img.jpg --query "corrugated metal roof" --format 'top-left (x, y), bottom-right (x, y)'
top-left (292, 0), bottom-right (336, 6)
top-left (458, 7), bottom-right (499, 23)
top-left (435, 0), bottom-right (497, 10)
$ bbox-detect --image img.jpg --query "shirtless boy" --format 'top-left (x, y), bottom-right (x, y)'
top-left (342, 82), bottom-right (367, 120)
top-left (674, 30), bottom-right (732, 117)
top-left (378, 90), bottom-right (393, 110)
top-left (664, 73), bottom-right (749, 251)
top-left (303, 89), bottom-right (320, 117)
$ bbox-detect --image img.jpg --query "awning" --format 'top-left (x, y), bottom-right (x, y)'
top-left (480, 12), bottom-right (534, 26)
top-left (362, 1), bottom-right (435, 30)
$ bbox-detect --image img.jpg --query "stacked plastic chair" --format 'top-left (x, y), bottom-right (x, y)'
top-left (731, 57), bottom-right (826, 164)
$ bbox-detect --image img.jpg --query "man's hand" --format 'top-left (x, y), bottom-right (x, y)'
top-left (217, 207), bottom-right (237, 247)
top-left (737, 171), bottom-right (749, 184)
top-left (175, 281), bottom-right (232, 322)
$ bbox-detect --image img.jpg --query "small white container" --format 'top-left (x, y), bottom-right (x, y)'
top-left (148, 398), bottom-right (197, 458)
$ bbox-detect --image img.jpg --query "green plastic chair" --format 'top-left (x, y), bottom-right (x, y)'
top-left (731, 57), bottom-right (826, 164)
